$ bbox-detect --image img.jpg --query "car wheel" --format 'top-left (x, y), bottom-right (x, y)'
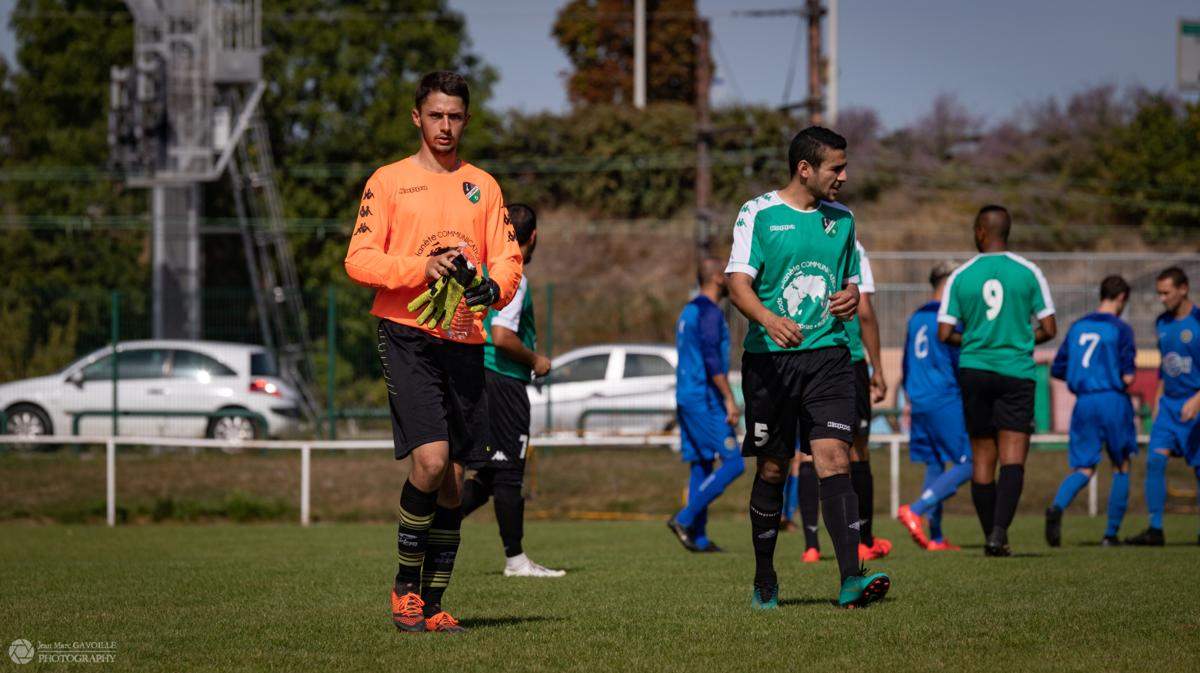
top-left (206, 410), bottom-right (260, 443)
top-left (6, 403), bottom-right (54, 438)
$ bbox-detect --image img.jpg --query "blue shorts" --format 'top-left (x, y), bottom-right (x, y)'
top-left (678, 403), bottom-right (737, 463)
top-left (909, 408), bottom-right (971, 466)
top-left (1149, 395), bottom-right (1200, 467)
top-left (1068, 391), bottom-right (1138, 469)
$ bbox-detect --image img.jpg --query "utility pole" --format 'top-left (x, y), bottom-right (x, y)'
top-left (826, 0), bottom-right (838, 125)
top-left (806, 0), bottom-right (825, 126)
top-left (695, 17), bottom-right (713, 255)
top-left (634, 0), bottom-right (647, 108)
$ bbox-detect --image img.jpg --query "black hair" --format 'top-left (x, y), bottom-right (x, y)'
top-left (696, 257), bottom-right (725, 287)
top-left (415, 71), bottom-right (470, 110)
top-left (505, 203), bottom-right (537, 245)
top-left (788, 126), bottom-right (847, 177)
top-left (929, 261), bottom-right (957, 289)
top-left (1158, 266), bottom-right (1189, 288)
top-left (1099, 275), bottom-right (1130, 301)
top-left (975, 204), bottom-right (1011, 241)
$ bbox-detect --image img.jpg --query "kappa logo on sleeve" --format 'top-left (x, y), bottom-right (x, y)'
top-left (354, 222), bottom-right (371, 236)
top-left (363, 188), bottom-right (374, 200)
top-left (360, 204), bottom-right (373, 217)
top-left (462, 181), bottom-right (481, 204)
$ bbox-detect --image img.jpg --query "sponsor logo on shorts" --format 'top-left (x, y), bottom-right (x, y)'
top-left (827, 421), bottom-right (852, 432)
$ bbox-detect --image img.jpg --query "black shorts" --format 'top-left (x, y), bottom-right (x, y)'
top-left (742, 346), bottom-right (857, 460)
top-left (466, 369), bottom-right (531, 474)
top-left (959, 367), bottom-right (1036, 437)
top-left (376, 320), bottom-right (487, 460)
top-left (853, 358), bottom-right (871, 442)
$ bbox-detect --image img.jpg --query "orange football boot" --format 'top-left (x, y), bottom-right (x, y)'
top-left (425, 611), bottom-right (466, 633)
top-left (926, 539), bottom-right (961, 551)
top-left (896, 504), bottom-right (931, 549)
top-left (802, 547), bottom-right (821, 563)
top-left (391, 589), bottom-right (426, 632)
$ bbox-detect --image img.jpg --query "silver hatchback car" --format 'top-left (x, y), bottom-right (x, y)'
top-left (0, 340), bottom-right (303, 440)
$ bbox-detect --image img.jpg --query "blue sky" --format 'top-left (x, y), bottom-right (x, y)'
top-left (3, 0), bottom-right (1196, 128)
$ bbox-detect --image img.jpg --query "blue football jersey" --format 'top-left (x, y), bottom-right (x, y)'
top-left (1050, 312), bottom-right (1135, 395)
top-left (902, 301), bottom-right (962, 413)
top-left (1156, 305), bottom-right (1200, 400)
top-left (676, 294), bottom-right (730, 407)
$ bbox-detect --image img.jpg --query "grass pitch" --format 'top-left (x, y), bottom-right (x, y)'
top-left (2, 515), bottom-right (1199, 672)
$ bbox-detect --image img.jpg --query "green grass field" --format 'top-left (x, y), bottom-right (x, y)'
top-left (3, 515), bottom-right (1199, 672)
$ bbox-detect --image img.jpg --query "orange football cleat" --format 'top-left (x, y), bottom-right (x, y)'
top-left (424, 611), bottom-right (466, 633)
top-left (896, 505), bottom-right (931, 549)
top-left (391, 589), bottom-right (426, 632)
top-left (802, 547), bottom-right (821, 563)
top-left (858, 537), bottom-right (892, 561)
top-left (926, 539), bottom-right (961, 551)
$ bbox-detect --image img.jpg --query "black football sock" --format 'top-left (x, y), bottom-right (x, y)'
top-left (395, 480), bottom-right (438, 593)
top-left (492, 482), bottom-right (525, 558)
top-left (459, 475), bottom-right (492, 518)
top-left (749, 476), bottom-right (785, 587)
top-left (798, 462), bottom-right (821, 550)
top-left (994, 465), bottom-right (1025, 532)
top-left (820, 474), bottom-right (862, 583)
top-left (850, 460), bottom-right (874, 546)
top-left (971, 481), bottom-right (997, 539)
top-left (420, 505), bottom-right (463, 616)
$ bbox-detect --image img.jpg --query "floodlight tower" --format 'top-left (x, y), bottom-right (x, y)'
top-left (110, 1), bottom-right (320, 422)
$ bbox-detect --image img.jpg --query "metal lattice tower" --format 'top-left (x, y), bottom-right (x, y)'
top-left (109, 1), bottom-right (320, 423)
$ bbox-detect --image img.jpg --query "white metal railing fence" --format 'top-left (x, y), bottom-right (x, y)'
top-left (3, 433), bottom-right (1134, 527)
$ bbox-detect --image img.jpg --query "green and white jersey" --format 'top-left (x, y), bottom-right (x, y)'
top-left (844, 240), bottom-right (875, 362)
top-left (725, 191), bottom-right (861, 354)
top-left (937, 252), bottom-right (1054, 380)
top-left (484, 275), bottom-right (536, 382)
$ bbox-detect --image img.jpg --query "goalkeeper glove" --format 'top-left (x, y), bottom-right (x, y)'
top-left (407, 254), bottom-right (477, 329)
top-left (464, 277), bottom-right (501, 312)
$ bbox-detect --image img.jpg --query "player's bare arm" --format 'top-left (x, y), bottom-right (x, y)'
top-left (1034, 315), bottom-right (1057, 344)
top-left (858, 290), bottom-right (888, 403)
top-left (491, 325), bottom-right (551, 377)
top-left (710, 373), bottom-right (741, 426)
top-left (937, 321), bottom-right (963, 346)
top-left (728, 271), bottom-right (802, 348)
top-left (828, 282), bottom-right (860, 320)
top-left (1182, 390), bottom-right (1200, 422)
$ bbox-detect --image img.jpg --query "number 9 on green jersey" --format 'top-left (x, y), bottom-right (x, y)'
top-left (938, 252), bottom-right (1055, 381)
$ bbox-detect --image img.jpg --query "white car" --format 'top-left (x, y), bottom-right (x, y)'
top-left (0, 340), bottom-right (304, 441)
top-left (528, 344), bottom-right (680, 435)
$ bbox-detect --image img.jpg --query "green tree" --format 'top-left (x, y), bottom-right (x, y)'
top-left (552, 0), bottom-right (707, 106)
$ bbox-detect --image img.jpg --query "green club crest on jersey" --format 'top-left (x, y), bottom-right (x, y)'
top-left (777, 261), bottom-right (835, 330)
top-left (822, 216), bottom-right (838, 235)
top-left (463, 181), bottom-right (481, 204)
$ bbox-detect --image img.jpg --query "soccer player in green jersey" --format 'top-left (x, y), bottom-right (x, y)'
top-left (937, 205), bottom-right (1057, 556)
top-left (726, 126), bottom-right (890, 609)
top-left (460, 204), bottom-right (564, 578)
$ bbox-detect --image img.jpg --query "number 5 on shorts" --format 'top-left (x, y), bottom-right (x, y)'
top-left (754, 423), bottom-right (769, 447)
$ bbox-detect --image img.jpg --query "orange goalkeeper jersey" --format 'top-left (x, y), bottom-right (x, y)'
top-left (343, 156), bottom-right (523, 344)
